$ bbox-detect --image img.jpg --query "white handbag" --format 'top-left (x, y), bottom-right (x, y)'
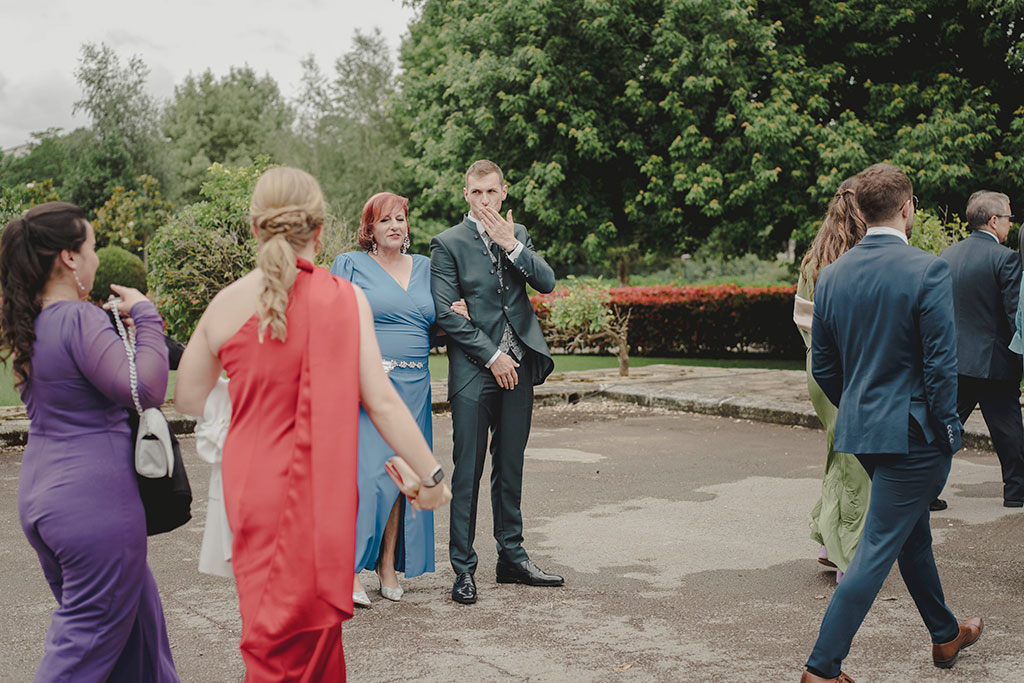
top-left (111, 299), bottom-right (175, 478)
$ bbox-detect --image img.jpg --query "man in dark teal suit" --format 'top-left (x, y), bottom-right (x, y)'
top-left (801, 163), bottom-right (982, 682)
top-left (938, 190), bottom-right (1024, 508)
top-left (430, 159), bottom-right (563, 604)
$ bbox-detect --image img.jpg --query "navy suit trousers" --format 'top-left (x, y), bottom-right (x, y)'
top-left (806, 420), bottom-right (960, 678)
top-left (956, 375), bottom-right (1024, 502)
top-left (448, 354), bottom-right (534, 575)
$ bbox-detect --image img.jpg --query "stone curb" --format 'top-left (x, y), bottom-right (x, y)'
top-left (0, 365), bottom-right (996, 453)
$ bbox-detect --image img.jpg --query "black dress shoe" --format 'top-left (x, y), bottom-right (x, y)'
top-left (1003, 499), bottom-right (1024, 508)
top-left (496, 558), bottom-right (565, 587)
top-left (929, 498), bottom-right (948, 511)
top-left (451, 572), bottom-right (476, 604)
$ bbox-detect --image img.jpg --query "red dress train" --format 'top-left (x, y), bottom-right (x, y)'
top-left (219, 260), bottom-right (359, 682)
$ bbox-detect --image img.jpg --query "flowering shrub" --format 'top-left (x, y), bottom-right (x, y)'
top-left (545, 280), bottom-right (631, 375)
top-left (533, 283), bottom-right (802, 358)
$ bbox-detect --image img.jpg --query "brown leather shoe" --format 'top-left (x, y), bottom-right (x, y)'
top-left (932, 617), bottom-right (983, 668)
top-left (800, 671), bottom-right (855, 682)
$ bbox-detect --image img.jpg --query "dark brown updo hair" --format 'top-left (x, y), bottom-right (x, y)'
top-left (0, 202), bottom-right (89, 384)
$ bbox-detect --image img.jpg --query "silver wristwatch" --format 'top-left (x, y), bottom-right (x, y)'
top-left (422, 465), bottom-right (444, 488)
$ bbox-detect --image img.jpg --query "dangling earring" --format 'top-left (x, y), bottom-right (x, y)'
top-left (72, 269), bottom-right (86, 294)
top-left (371, 238), bottom-right (378, 256)
top-left (401, 234), bottom-right (410, 254)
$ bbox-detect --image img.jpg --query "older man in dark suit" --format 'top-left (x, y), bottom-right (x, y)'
top-left (938, 190), bottom-right (1024, 508)
top-left (430, 160), bottom-right (563, 605)
top-left (801, 163), bottom-right (982, 682)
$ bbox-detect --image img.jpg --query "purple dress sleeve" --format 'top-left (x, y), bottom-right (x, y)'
top-left (68, 302), bottom-right (170, 409)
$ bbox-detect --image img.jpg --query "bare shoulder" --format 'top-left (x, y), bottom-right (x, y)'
top-left (199, 270), bottom-right (262, 352)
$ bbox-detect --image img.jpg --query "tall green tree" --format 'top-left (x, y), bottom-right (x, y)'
top-left (62, 135), bottom-right (137, 216)
top-left (0, 179), bottom-right (61, 226)
top-left (400, 0), bottom-right (830, 281)
top-left (93, 174), bottom-right (174, 266)
top-left (288, 29), bottom-right (404, 236)
top-left (760, 0), bottom-right (1024, 248)
top-left (73, 43), bottom-right (163, 188)
top-left (400, 0), bottom-right (1024, 278)
top-left (162, 66), bottom-right (293, 202)
top-left (0, 128), bottom-right (104, 212)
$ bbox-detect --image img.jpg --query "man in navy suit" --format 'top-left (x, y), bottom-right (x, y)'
top-left (938, 191), bottom-right (1024, 508)
top-left (800, 164), bottom-right (983, 682)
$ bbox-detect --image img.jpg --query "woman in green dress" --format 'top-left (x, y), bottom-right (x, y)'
top-left (794, 177), bottom-right (871, 583)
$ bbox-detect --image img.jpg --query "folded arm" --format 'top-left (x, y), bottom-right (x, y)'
top-left (70, 302), bottom-right (169, 409)
top-left (430, 237), bottom-right (499, 365)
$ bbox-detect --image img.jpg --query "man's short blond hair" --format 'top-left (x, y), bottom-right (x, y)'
top-left (465, 159), bottom-right (504, 187)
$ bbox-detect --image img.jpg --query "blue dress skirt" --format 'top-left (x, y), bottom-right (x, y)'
top-left (330, 251), bottom-right (436, 578)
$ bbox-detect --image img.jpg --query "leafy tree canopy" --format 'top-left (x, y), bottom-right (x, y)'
top-left (162, 66), bottom-right (293, 202)
top-left (94, 174), bottom-right (174, 264)
top-left (74, 43), bottom-right (162, 184)
top-left (287, 29), bottom-right (405, 238)
top-left (399, 0), bottom-right (1024, 280)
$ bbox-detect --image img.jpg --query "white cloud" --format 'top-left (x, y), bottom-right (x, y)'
top-left (0, 0), bottom-right (415, 148)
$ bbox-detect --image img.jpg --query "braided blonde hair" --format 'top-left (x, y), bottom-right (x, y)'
top-left (250, 167), bottom-right (325, 342)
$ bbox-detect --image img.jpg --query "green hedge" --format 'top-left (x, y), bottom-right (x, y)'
top-left (533, 284), bottom-right (803, 358)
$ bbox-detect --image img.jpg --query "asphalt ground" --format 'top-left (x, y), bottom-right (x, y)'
top-left (1, 399), bottom-right (1022, 682)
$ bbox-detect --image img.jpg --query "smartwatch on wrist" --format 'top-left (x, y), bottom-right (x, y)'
top-left (422, 465), bottom-right (444, 488)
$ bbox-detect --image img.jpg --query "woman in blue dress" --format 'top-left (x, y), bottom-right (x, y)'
top-left (332, 192), bottom-right (466, 606)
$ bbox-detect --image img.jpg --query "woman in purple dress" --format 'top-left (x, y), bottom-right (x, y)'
top-left (0, 202), bottom-right (178, 682)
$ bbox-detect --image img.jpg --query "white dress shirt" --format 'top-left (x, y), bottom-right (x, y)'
top-left (866, 226), bottom-right (909, 244)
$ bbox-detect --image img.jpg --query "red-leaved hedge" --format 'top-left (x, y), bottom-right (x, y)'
top-left (531, 284), bottom-right (803, 358)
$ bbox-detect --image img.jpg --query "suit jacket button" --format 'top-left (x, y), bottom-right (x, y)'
top-left (489, 269), bottom-right (495, 274)
top-left (497, 288), bottom-right (502, 294)
top-left (482, 249), bottom-right (488, 255)
top-left (504, 305), bottom-right (509, 310)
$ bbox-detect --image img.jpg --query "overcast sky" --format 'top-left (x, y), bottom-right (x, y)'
top-left (0, 0), bottom-right (417, 150)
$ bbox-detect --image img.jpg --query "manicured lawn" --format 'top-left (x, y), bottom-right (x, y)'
top-left (0, 357), bottom-right (801, 407)
top-left (0, 365), bottom-right (177, 407)
top-left (426, 354), bottom-right (801, 378)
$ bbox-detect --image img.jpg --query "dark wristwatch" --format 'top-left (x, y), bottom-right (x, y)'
top-left (422, 465), bottom-right (445, 488)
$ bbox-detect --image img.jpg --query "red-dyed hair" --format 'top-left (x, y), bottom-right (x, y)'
top-left (357, 192), bottom-right (410, 251)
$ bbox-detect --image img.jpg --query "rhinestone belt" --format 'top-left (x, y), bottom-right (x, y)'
top-left (382, 359), bottom-right (426, 375)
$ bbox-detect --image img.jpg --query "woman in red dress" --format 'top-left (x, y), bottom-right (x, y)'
top-left (175, 167), bottom-right (451, 681)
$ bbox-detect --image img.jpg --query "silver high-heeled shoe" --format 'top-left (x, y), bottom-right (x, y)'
top-left (353, 589), bottom-right (371, 607)
top-left (380, 582), bottom-right (404, 601)
top-left (377, 559), bottom-right (404, 601)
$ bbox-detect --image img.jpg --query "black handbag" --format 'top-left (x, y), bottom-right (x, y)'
top-left (131, 412), bottom-right (193, 535)
top-left (111, 301), bottom-right (193, 536)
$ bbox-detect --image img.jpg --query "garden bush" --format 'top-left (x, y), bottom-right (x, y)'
top-left (534, 284), bottom-right (802, 358)
top-left (148, 159), bottom-right (269, 339)
top-left (545, 279), bottom-right (631, 375)
top-left (89, 245), bottom-right (147, 301)
top-left (148, 157), bottom-right (352, 339)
